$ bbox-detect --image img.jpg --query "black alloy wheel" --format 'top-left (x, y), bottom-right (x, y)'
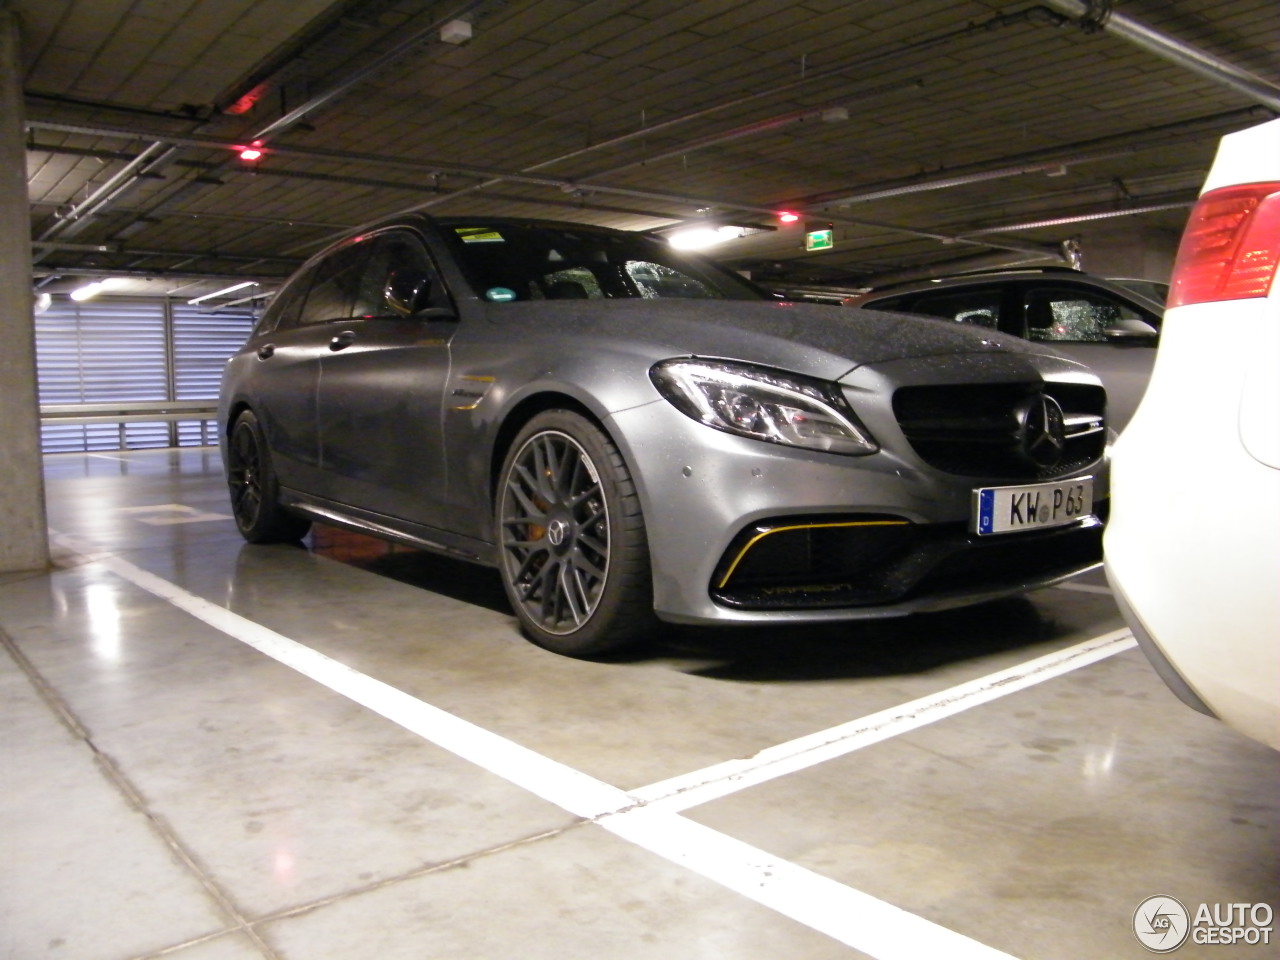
top-left (226, 410), bottom-right (311, 543)
top-left (496, 410), bottom-right (654, 657)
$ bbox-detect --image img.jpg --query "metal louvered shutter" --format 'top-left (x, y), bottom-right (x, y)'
top-left (35, 298), bottom-right (168, 453)
top-left (34, 297), bottom-right (257, 453)
top-left (172, 303), bottom-right (255, 446)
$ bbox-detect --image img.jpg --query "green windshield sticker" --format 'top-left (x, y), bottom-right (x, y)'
top-left (457, 228), bottom-right (505, 243)
top-left (485, 287), bottom-right (517, 302)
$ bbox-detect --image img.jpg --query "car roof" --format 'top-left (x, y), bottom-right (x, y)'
top-left (852, 267), bottom-right (1166, 312)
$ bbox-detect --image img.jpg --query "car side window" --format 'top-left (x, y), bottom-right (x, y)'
top-left (1023, 287), bottom-right (1144, 342)
top-left (625, 261), bottom-right (717, 299)
top-left (297, 241), bottom-right (373, 325)
top-left (897, 288), bottom-right (1003, 329)
top-left (257, 262), bottom-right (319, 334)
top-left (354, 232), bottom-right (452, 317)
top-left (539, 267), bottom-right (601, 300)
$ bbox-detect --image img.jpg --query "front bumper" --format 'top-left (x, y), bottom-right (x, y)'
top-left (606, 400), bottom-right (1106, 625)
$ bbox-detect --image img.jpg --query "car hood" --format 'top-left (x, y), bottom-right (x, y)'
top-left (484, 297), bottom-right (1051, 381)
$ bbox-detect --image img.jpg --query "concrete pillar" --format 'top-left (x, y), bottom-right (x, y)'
top-left (0, 5), bottom-right (49, 572)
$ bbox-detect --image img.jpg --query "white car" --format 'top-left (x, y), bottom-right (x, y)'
top-left (1105, 117), bottom-right (1280, 750)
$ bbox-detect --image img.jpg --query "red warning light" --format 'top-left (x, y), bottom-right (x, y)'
top-left (778, 212), bottom-right (800, 224)
top-left (237, 141), bottom-right (264, 161)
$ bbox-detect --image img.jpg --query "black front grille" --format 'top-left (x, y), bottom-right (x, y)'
top-left (893, 381), bottom-right (1106, 480)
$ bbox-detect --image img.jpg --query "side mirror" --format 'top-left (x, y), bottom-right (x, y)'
top-left (384, 269), bottom-right (438, 316)
top-left (1104, 318), bottom-right (1159, 341)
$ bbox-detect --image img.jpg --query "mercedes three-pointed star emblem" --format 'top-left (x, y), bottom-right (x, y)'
top-left (1016, 393), bottom-right (1067, 468)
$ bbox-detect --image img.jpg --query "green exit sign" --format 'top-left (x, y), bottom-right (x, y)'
top-left (805, 228), bottom-right (833, 251)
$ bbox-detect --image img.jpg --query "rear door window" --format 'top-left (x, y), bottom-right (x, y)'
top-left (895, 287), bottom-right (1004, 329)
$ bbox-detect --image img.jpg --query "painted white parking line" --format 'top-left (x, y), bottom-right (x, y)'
top-left (629, 629), bottom-right (1136, 812)
top-left (50, 534), bottom-right (1138, 960)
top-left (603, 809), bottom-right (1020, 960)
top-left (117, 504), bottom-right (234, 525)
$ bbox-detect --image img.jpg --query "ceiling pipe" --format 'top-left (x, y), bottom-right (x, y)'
top-left (32, 140), bottom-right (172, 252)
top-left (1043, 0), bottom-right (1280, 111)
top-left (31, 240), bottom-right (116, 253)
top-left (957, 198), bottom-right (1194, 238)
top-left (30, 199), bottom-right (350, 232)
top-left (33, 266), bottom-right (282, 283)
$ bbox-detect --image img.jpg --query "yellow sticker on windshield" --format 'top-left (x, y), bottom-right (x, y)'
top-left (456, 228), bottom-right (505, 243)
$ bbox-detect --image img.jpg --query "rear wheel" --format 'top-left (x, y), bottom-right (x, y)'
top-left (496, 410), bottom-right (654, 657)
top-left (226, 410), bottom-right (311, 543)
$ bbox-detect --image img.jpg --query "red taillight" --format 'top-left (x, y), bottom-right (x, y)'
top-left (1168, 182), bottom-right (1280, 307)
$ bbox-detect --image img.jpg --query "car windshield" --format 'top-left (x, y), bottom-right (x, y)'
top-left (437, 219), bottom-right (765, 303)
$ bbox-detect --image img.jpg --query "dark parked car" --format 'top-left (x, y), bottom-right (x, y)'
top-left (845, 268), bottom-right (1164, 430)
top-left (219, 217), bottom-right (1109, 657)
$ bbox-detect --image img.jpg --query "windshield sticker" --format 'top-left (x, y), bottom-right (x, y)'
top-left (457, 228), bottom-right (505, 243)
top-left (485, 287), bottom-right (517, 302)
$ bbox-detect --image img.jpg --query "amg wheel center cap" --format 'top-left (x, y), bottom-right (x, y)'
top-left (546, 518), bottom-right (571, 546)
top-left (1016, 393), bottom-right (1067, 468)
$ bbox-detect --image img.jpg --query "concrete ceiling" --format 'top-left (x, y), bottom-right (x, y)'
top-left (17, 0), bottom-right (1280, 305)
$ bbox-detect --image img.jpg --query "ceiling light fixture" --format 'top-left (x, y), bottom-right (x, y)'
top-left (441, 19), bottom-right (472, 44)
top-left (668, 225), bottom-right (756, 250)
top-left (70, 278), bottom-right (125, 301)
top-left (188, 281), bottom-right (258, 305)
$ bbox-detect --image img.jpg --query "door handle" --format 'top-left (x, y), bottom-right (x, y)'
top-left (329, 330), bottom-right (356, 351)
top-left (256, 343), bottom-right (275, 359)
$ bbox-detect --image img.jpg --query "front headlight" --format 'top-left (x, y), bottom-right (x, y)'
top-left (650, 358), bottom-right (877, 456)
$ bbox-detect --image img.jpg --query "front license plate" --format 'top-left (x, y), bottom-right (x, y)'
top-left (974, 477), bottom-right (1094, 536)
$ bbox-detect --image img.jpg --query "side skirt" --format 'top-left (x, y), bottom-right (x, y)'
top-left (279, 487), bottom-right (497, 567)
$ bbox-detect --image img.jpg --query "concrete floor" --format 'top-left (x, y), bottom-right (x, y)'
top-left (2, 447), bottom-right (1276, 960)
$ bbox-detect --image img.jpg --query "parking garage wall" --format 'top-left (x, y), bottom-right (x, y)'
top-left (35, 296), bottom-right (255, 453)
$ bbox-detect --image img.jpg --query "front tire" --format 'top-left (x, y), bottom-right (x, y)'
top-left (226, 410), bottom-right (311, 543)
top-left (496, 410), bottom-right (655, 657)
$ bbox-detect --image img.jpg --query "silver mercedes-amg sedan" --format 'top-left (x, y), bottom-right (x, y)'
top-left (218, 216), bottom-right (1108, 657)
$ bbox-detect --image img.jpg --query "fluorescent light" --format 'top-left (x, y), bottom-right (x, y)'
top-left (188, 281), bottom-right (257, 305)
top-left (70, 278), bottom-right (126, 301)
top-left (668, 225), bottom-right (749, 250)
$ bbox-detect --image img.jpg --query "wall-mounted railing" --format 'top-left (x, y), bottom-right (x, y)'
top-left (39, 401), bottom-right (219, 448)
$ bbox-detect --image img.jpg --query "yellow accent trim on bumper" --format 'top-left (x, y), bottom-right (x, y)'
top-left (716, 519), bottom-right (911, 590)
